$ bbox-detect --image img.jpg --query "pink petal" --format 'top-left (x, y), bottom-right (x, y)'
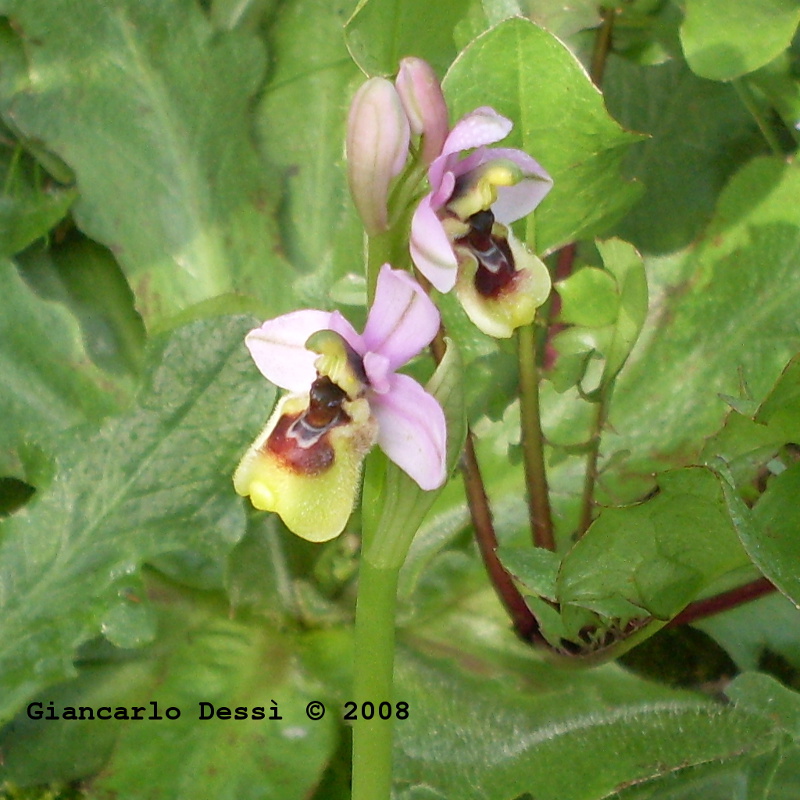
top-left (409, 195), bottom-right (459, 292)
top-left (440, 107), bottom-right (512, 160)
top-left (245, 309), bottom-right (333, 392)
top-left (363, 351), bottom-right (391, 393)
top-left (328, 310), bottom-right (366, 355)
top-left (371, 373), bottom-right (447, 490)
top-left (471, 147), bottom-right (553, 223)
top-left (363, 265), bottom-right (440, 368)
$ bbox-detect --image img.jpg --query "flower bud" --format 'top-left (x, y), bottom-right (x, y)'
top-left (346, 77), bottom-right (410, 235)
top-left (234, 393), bottom-right (378, 542)
top-left (395, 57), bottom-right (448, 165)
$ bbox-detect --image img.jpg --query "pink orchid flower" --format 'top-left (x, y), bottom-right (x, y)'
top-left (236, 265), bottom-right (446, 542)
top-left (410, 106), bottom-right (553, 293)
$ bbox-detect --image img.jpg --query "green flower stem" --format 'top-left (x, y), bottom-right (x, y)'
top-left (351, 557), bottom-right (400, 800)
top-left (366, 230), bottom-right (395, 303)
top-left (517, 322), bottom-right (555, 551)
top-left (577, 383), bottom-right (610, 538)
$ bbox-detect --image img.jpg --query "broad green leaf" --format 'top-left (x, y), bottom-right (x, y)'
top-left (257, 0), bottom-right (363, 303)
top-left (345, 0), bottom-right (466, 76)
top-left (557, 267), bottom-right (619, 328)
top-left (0, 258), bottom-right (121, 479)
top-left (681, 0), bottom-right (800, 81)
top-left (558, 468), bottom-right (751, 622)
top-left (392, 646), bottom-right (780, 800)
top-left (444, 18), bottom-right (645, 255)
top-left (0, 315), bottom-right (273, 722)
top-left (495, 544), bottom-right (560, 600)
top-left (0, 0), bottom-right (293, 326)
top-left (585, 158), bottom-right (800, 483)
top-left (0, 580), bottom-right (337, 800)
top-left (604, 56), bottom-right (762, 254)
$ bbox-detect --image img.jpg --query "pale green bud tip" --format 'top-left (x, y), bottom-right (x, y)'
top-left (346, 77), bottom-right (410, 235)
top-left (395, 57), bottom-right (449, 165)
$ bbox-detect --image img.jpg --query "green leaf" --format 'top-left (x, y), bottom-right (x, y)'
top-left (495, 544), bottom-right (561, 600)
top-left (597, 238), bottom-right (648, 383)
top-left (443, 18), bottom-right (645, 255)
top-left (556, 266), bottom-right (619, 328)
top-left (726, 462), bottom-right (800, 608)
top-left (603, 56), bottom-right (761, 254)
top-left (0, 314), bottom-right (274, 722)
top-left (0, 0), bottom-right (294, 326)
top-left (728, 671), bottom-right (800, 739)
top-left (392, 646), bottom-right (781, 800)
top-left (0, 580), bottom-right (338, 799)
top-left (558, 468), bottom-right (751, 622)
top-left (0, 258), bottom-right (121, 479)
top-left (256, 0), bottom-right (363, 302)
top-left (681, 0), bottom-right (800, 81)
top-left (585, 158), bottom-right (800, 482)
top-left (345, 0), bottom-right (466, 76)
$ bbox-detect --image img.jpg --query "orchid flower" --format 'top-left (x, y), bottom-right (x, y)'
top-left (410, 106), bottom-right (554, 338)
top-left (234, 265), bottom-right (447, 542)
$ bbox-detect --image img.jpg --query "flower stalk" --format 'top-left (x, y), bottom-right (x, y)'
top-left (517, 322), bottom-right (555, 550)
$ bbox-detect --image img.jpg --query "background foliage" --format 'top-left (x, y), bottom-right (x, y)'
top-left (1, 0), bottom-right (800, 798)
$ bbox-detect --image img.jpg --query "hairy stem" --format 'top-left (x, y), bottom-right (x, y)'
top-left (517, 323), bottom-right (556, 550)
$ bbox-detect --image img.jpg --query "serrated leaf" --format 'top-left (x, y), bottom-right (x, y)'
top-left (0, 315), bottom-right (274, 722)
top-left (681, 0), bottom-right (800, 81)
top-left (443, 18), bottom-right (645, 255)
top-left (0, 0), bottom-right (294, 326)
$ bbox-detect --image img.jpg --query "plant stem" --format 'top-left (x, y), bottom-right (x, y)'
top-left (421, 307), bottom-right (540, 641)
top-left (517, 323), bottom-right (556, 551)
top-left (577, 384), bottom-right (610, 537)
top-left (733, 79), bottom-right (784, 157)
top-left (667, 577), bottom-right (775, 628)
top-left (351, 558), bottom-right (400, 800)
top-left (462, 431), bottom-right (542, 641)
top-left (590, 6), bottom-right (616, 87)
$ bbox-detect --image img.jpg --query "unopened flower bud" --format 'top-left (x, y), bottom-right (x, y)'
top-left (395, 57), bottom-right (448, 165)
top-left (346, 77), bottom-right (410, 235)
